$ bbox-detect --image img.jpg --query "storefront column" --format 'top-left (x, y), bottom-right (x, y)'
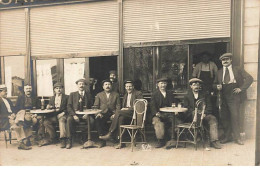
top-left (118, 0), bottom-right (123, 93)
top-left (25, 8), bottom-right (32, 86)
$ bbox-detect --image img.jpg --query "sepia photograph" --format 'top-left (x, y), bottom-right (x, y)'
top-left (0, 0), bottom-right (259, 166)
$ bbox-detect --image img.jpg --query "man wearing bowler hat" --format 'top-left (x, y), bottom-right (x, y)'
top-left (93, 79), bottom-right (121, 147)
top-left (151, 77), bottom-right (176, 148)
top-left (216, 53), bottom-right (253, 145)
top-left (38, 82), bottom-right (69, 148)
top-left (99, 79), bottom-right (143, 149)
top-left (109, 70), bottom-right (119, 93)
top-left (67, 78), bottom-right (93, 149)
top-left (184, 78), bottom-right (221, 149)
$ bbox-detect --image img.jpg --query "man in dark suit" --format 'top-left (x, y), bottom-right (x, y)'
top-left (94, 79), bottom-right (121, 147)
top-left (151, 77), bottom-right (175, 148)
top-left (99, 80), bottom-right (143, 148)
top-left (109, 70), bottom-right (119, 93)
top-left (184, 78), bottom-right (221, 149)
top-left (67, 78), bottom-right (93, 149)
top-left (14, 84), bottom-right (40, 150)
top-left (216, 53), bottom-right (253, 145)
top-left (38, 82), bottom-right (69, 148)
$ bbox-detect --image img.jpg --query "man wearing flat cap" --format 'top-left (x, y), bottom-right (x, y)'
top-left (151, 77), bottom-right (176, 148)
top-left (183, 78), bottom-right (221, 149)
top-left (93, 79), bottom-right (121, 147)
top-left (67, 78), bottom-right (93, 149)
top-left (216, 53), bottom-right (253, 145)
top-left (99, 79), bottom-right (143, 149)
top-left (38, 82), bottom-right (69, 148)
top-left (109, 70), bottom-right (119, 93)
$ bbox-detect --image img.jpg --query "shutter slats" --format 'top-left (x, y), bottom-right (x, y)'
top-left (0, 9), bottom-right (26, 56)
top-left (123, 0), bottom-right (231, 44)
top-left (30, 1), bottom-right (119, 56)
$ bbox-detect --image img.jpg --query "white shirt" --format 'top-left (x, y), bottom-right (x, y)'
top-left (105, 92), bottom-right (110, 99)
top-left (55, 95), bottom-right (62, 108)
top-left (79, 91), bottom-right (85, 97)
top-left (2, 98), bottom-right (12, 113)
top-left (126, 93), bottom-right (132, 108)
top-left (222, 65), bottom-right (236, 84)
top-left (160, 90), bottom-right (166, 98)
top-left (193, 92), bottom-right (199, 99)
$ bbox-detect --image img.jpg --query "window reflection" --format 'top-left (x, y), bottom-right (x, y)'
top-left (4, 56), bottom-right (25, 97)
top-left (36, 60), bottom-right (57, 97)
top-left (64, 58), bottom-right (85, 95)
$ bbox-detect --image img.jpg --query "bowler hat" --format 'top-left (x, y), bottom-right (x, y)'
top-left (109, 70), bottom-right (117, 75)
top-left (0, 84), bottom-right (7, 91)
top-left (124, 79), bottom-right (134, 86)
top-left (189, 78), bottom-right (203, 85)
top-left (219, 53), bottom-right (232, 60)
top-left (53, 82), bottom-right (64, 89)
top-left (102, 79), bottom-right (112, 86)
top-left (75, 78), bottom-right (87, 85)
top-left (156, 77), bottom-right (168, 83)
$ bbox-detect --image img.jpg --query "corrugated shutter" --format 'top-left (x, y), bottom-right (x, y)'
top-left (124, 0), bottom-right (231, 44)
top-left (30, 1), bottom-right (119, 56)
top-left (0, 9), bottom-right (26, 56)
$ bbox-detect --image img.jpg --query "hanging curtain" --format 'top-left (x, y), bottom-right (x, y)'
top-left (37, 64), bottom-right (53, 96)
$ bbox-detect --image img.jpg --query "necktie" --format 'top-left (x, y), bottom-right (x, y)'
top-left (224, 67), bottom-right (230, 84)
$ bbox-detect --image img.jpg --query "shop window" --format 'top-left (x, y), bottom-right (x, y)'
top-left (36, 59), bottom-right (57, 97)
top-left (124, 47), bottom-right (153, 92)
top-left (64, 58), bottom-right (85, 95)
top-left (4, 56), bottom-right (25, 97)
top-left (159, 45), bottom-right (189, 93)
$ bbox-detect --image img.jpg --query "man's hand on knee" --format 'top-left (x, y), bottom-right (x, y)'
top-left (73, 115), bottom-right (80, 122)
top-left (95, 113), bottom-right (103, 119)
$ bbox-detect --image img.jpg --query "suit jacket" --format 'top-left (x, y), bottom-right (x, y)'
top-left (47, 94), bottom-right (69, 117)
top-left (15, 94), bottom-right (40, 113)
top-left (67, 90), bottom-right (93, 116)
top-left (111, 81), bottom-right (119, 93)
top-left (0, 97), bottom-right (14, 119)
top-left (150, 89), bottom-right (174, 117)
top-left (94, 91), bottom-right (121, 114)
top-left (216, 65), bottom-right (253, 101)
top-left (122, 90), bottom-right (143, 110)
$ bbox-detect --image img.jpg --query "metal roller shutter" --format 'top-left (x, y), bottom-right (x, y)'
top-left (30, 1), bottom-right (119, 57)
top-left (0, 9), bottom-right (26, 56)
top-left (123, 0), bottom-right (231, 44)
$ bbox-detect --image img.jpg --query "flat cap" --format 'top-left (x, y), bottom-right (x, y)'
top-left (109, 70), bottom-right (117, 75)
top-left (102, 79), bottom-right (112, 86)
top-left (75, 78), bottom-right (87, 85)
top-left (53, 82), bottom-right (64, 89)
top-left (124, 79), bottom-right (134, 85)
top-left (219, 53), bottom-right (232, 60)
top-left (0, 84), bottom-right (7, 91)
top-left (156, 77), bottom-right (168, 83)
top-left (189, 78), bottom-right (203, 84)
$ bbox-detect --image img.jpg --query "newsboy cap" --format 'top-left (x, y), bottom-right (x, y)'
top-left (102, 79), bottom-right (112, 86)
top-left (156, 77), bottom-right (168, 83)
top-left (75, 78), bottom-right (87, 85)
top-left (189, 78), bottom-right (203, 85)
top-left (219, 53), bottom-right (232, 60)
top-left (0, 84), bottom-right (7, 91)
top-left (109, 70), bottom-right (117, 75)
top-left (53, 82), bottom-right (64, 89)
top-left (124, 79), bottom-right (134, 85)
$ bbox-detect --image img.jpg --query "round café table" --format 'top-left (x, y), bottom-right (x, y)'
top-left (159, 107), bottom-right (188, 149)
top-left (30, 109), bottom-right (56, 114)
top-left (76, 109), bottom-right (102, 148)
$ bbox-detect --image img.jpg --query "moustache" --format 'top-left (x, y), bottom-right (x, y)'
top-left (106, 87), bottom-right (110, 89)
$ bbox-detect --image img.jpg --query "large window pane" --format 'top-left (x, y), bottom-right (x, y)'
top-left (64, 58), bottom-right (85, 95)
top-left (4, 56), bottom-right (25, 97)
top-left (159, 45), bottom-right (188, 93)
top-left (36, 59), bottom-right (57, 97)
top-left (124, 47), bottom-right (153, 93)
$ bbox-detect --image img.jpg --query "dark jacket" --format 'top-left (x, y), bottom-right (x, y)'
top-left (67, 91), bottom-right (93, 116)
top-left (15, 94), bottom-right (40, 113)
top-left (0, 97), bottom-right (14, 118)
top-left (47, 94), bottom-right (69, 117)
top-left (94, 91), bottom-right (121, 114)
top-left (150, 89), bottom-right (174, 117)
top-left (216, 65), bottom-right (253, 102)
top-left (111, 81), bottom-right (119, 93)
top-left (122, 90), bottom-right (143, 110)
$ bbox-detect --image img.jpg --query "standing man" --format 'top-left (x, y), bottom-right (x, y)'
top-left (184, 78), bottom-right (221, 149)
top-left (94, 79), bottom-right (121, 147)
top-left (99, 80), bottom-right (143, 149)
top-left (88, 77), bottom-right (100, 100)
top-left (216, 53), bottom-right (253, 145)
top-left (67, 78), bottom-right (93, 149)
top-left (39, 82), bottom-right (69, 148)
top-left (14, 84), bottom-right (40, 150)
top-left (109, 70), bottom-right (119, 93)
top-left (151, 78), bottom-right (175, 148)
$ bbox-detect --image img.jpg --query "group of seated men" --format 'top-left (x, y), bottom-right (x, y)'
top-left (0, 53), bottom-right (253, 150)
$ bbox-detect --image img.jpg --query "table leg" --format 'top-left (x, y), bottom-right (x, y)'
top-left (83, 115), bottom-right (97, 148)
top-left (165, 113), bottom-right (177, 149)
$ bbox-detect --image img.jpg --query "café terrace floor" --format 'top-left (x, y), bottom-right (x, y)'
top-left (0, 132), bottom-right (255, 166)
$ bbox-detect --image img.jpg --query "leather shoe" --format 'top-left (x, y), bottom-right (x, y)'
top-left (38, 139), bottom-right (52, 147)
top-left (66, 138), bottom-right (72, 149)
top-left (97, 140), bottom-right (106, 148)
top-left (60, 138), bottom-right (66, 148)
top-left (18, 142), bottom-right (32, 150)
top-left (25, 139), bottom-right (32, 147)
top-left (115, 143), bottom-right (126, 149)
top-left (155, 139), bottom-right (165, 148)
top-left (211, 141), bottom-right (222, 149)
top-left (99, 133), bottom-right (111, 140)
top-left (235, 139), bottom-right (244, 145)
top-left (220, 137), bottom-right (232, 144)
